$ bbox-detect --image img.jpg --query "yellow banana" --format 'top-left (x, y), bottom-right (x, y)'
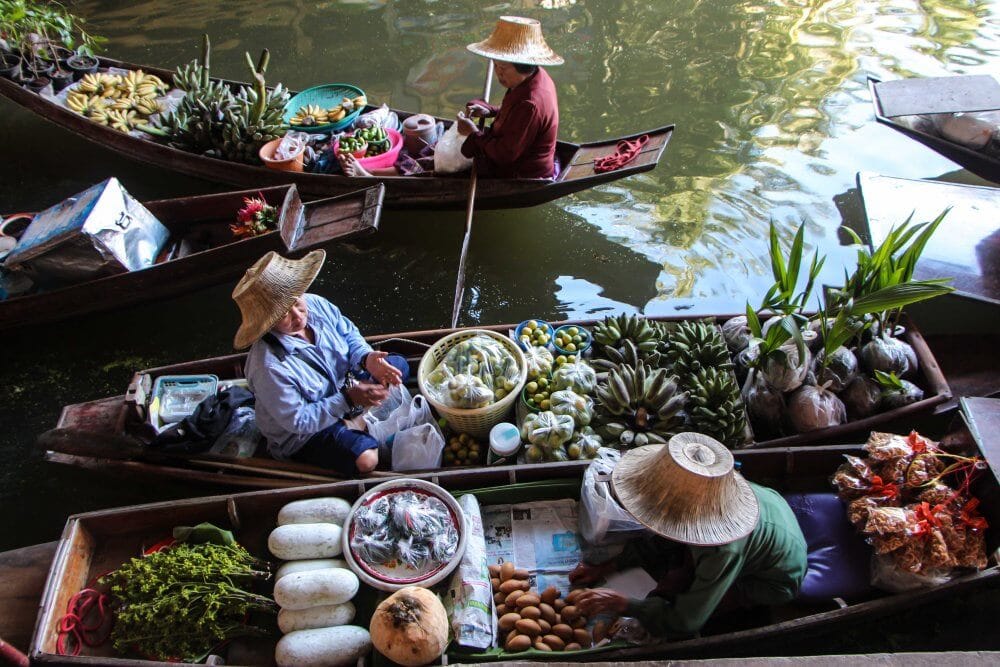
top-left (135, 97), bottom-right (164, 116)
top-left (289, 104), bottom-right (328, 126)
top-left (77, 73), bottom-right (103, 93)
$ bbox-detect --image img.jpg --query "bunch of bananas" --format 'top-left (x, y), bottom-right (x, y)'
top-left (289, 104), bottom-right (328, 127)
top-left (325, 95), bottom-right (367, 123)
top-left (663, 320), bottom-right (735, 386)
top-left (593, 360), bottom-right (688, 448)
top-left (67, 69), bottom-right (172, 133)
top-left (592, 313), bottom-right (664, 361)
top-left (685, 367), bottom-right (748, 448)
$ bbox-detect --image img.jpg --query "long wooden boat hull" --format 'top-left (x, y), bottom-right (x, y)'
top-left (0, 183), bottom-right (383, 330)
top-left (0, 56), bottom-right (674, 209)
top-left (26, 407), bottom-right (1000, 664)
top-left (0, 542), bottom-right (56, 660)
top-left (37, 314), bottom-right (952, 490)
top-left (868, 76), bottom-right (1000, 184)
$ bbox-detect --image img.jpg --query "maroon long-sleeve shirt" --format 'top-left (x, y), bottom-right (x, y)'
top-left (461, 67), bottom-right (559, 179)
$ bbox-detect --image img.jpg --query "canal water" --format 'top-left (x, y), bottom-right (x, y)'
top-left (1, 0), bottom-right (998, 653)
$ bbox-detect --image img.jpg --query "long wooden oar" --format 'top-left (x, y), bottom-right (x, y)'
top-left (450, 62), bottom-right (494, 328)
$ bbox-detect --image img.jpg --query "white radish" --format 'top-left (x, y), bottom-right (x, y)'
top-left (274, 568), bottom-right (359, 610)
top-left (275, 625), bottom-right (371, 667)
top-left (275, 558), bottom-right (347, 582)
top-left (278, 601), bottom-right (356, 633)
top-left (268, 523), bottom-right (342, 560)
top-left (278, 497), bottom-right (352, 526)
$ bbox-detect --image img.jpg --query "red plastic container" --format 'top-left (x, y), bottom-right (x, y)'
top-left (355, 128), bottom-right (404, 170)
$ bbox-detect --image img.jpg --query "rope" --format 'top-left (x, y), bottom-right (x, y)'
top-left (593, 135), bottom-right (650, 173)
top-left (56, 589), bottom-right (111, 656)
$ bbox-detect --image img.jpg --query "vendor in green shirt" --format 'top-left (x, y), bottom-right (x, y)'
top-left (573, 433), bottom-right (807, 637)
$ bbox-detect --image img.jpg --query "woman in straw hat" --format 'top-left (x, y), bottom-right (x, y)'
top-left (572, 433), bottom-right (807, 637)
top-left (233, 250), bottom-right (408, 475)
top-left (455, 16), bottom-right (562, 179)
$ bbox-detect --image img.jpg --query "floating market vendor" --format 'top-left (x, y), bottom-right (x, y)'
top-left (232, 250), bottom-right (407, 475)
top-left (457, 16), bottom-right (562, 179)
top-left (572, 433), bottom-right (807, 637)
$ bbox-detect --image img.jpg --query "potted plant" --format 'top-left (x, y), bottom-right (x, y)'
top-left (65, 49), bottom-right (98, 78)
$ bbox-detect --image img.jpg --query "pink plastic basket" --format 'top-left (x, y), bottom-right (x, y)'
top-left (352, 128), bottom-right (404, 170)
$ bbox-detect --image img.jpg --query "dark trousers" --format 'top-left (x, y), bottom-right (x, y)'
top-left (292, 354), bottom-right (410, 475)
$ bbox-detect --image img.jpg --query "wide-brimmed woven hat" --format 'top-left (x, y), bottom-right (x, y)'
top-left (611, 433), bottom-right (760, 546)
top-left (232, 249), bottom-right (325, 349)
top-left (467, 16), bottom-right (564, 66)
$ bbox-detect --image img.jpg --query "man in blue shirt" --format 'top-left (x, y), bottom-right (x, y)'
top-left (233, 250), bottom-right (408, 475)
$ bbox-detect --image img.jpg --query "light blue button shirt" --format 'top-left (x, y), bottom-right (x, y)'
top-left (244, 294), bottom-right (372, 459)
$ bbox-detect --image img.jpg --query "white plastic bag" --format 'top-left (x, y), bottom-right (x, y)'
top-left (364, 384), bottom-right (412, 445)
top-left (434, 121), bottom-right (473, 174)
top-left (579, 448), bottom-right (646, 545)
top-left (392, 421), bottom-right (446, 472)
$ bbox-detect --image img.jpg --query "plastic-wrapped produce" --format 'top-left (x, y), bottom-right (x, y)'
top-left (424, 335), bottom-right (520, 407)
top-left (762, 340), bottom-right (810, 393)
top-left (841, 376), bottom-right (882, 420)
top-left (523, 345), bottom-right (554, 380)
top-left (350, 491), bottom-right (459, 571)
top-left (569, 426), bottom-right (603, 459)
top-left (521, 411), bottom-right (575, 448)
top-left (860, 334), bottom-right (917, 378)
top-left (813, 346), bottom-right (859, 393)
top-left (550, 389), bottom-right (594, 427)
top-left (551, 359), bottom-right (597, 394)
top-left (786, 384), bottom-right (846, 433)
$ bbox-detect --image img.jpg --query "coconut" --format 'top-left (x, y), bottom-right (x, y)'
top-left (786, 384), bottom-right (846, 433)
top-left (741, 371), bottom-right (785, 437)
top-left (762, 340), bottom-right (811, 393)
top-left (721, 315), bottom-right (752, 353)
top-left (860, 334), bottom-right (917, 377)
top-left (881, 378), bottom-right (925, 410)
top-left (813, 346), bottom-right (859, 393)
top-left (734, 339), bottom-right (760, 385)
top-left (370, 586), bottom-right (449, 667)
top-left (840, 376), bottom-right (882, 420)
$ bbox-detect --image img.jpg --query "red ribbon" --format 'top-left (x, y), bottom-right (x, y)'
top-left (912, 501), bottom-right (944, 537)
top-left (594, 135), bottom-right (650, 173)
top-left (959, 498), bottom-right (989, 531)
top-left (908, 431), bottom-right (929, 453)
top-left (56, 589), bottom-right (110, 656)
top-left (867, 475), bottom-right (899, 499)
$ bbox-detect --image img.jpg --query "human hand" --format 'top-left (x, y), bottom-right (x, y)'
top-left (576, 588), bottom-right (628, 616)
top-left (347, 381), bottom-right (389, 408)
top-left (465, 100), bottom-right (492, 118)
top-left (455, 112), bottom-right (478, 137)
top-left (569, 561), bottom-right (612, 586)
top-left (365, 350), bottom-right (403, 386)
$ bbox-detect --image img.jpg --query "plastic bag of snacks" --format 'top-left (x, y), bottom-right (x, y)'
top-left (522, 410), bottom-right (575, 448)
top-left (550, 389), bottom-right (594, 427)
top-left (425, 335), bottom-right (520, 408)
top-left (551, 359), bottom-right (598, 394)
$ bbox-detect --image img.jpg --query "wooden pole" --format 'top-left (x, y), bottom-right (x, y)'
top-left (450, 61), bottom-right (494, 328)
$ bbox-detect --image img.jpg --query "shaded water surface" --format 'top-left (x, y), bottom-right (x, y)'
top-left (1, 0), bottom-right (999, 651)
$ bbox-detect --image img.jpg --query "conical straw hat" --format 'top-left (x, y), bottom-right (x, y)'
top-left (232, 250), bottom-right (326, 349)
top-left (611, 433), bottom-right (759, 546)
top-left (467, 16), bottom-right (564, 66)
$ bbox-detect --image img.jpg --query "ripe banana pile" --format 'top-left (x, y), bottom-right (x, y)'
top-left (66, 69), bottom-right (171, 133)
top-left (288, 95), bottom-right (366, 127)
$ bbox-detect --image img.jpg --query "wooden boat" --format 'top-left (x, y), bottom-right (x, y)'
top-left (24, 398), bottom-right (1000, 664)
top-left (868, 75), bottom-right (1000, 184)
top-left (37, 314), bottom-right (952, 490)
top-left (0, 183), bottom-right (383, 330)
top-left (857, 172), bottom-right (1000, 306)
top-left (0, 542), bottom-right (56, 665)
top-left (0, 56), bottom-right (674, 210)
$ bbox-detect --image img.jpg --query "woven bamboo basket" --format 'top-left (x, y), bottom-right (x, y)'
top-left (418, 329), bottom-right (527, 438)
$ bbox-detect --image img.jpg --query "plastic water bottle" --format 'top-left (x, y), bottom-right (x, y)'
top-left (488, 422), bottom-right (521, 465)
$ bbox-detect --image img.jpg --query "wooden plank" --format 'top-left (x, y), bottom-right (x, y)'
top-left (0, 542), bottom-right (57, 655)
top-left (874, 75), bottom-right (1000, 117)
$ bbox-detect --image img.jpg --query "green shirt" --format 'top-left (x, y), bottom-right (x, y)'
top-left (624, 483), bottom-right (807, 637)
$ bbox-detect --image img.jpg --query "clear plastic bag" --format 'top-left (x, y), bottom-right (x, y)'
top-left (391, 421), bottom-right (446, 472)
top-left (579, 448), bottom-right (646, 545)
top-left (551, 359), bottom-right (598, 394)
top-left (523, 344), bottom-right (554, 380)
top-left (570, 427), bottom-right (603, 459)
top-left (424, 335), bottom-right (520, 408)
top-left (434, 121), bottom-right (473, 174)
top-left (550, 389), bottom-right (594, 427)
top-left (870, 553), bottom-right (954, 593)
top-left (354, 103), bottom-right (400, 131)
top-left (275, 130), bottom-right (309, 159)
top-left (208, 406), bottom-right (260, 458)
top-left (522, 410), bottom-right (575, 448)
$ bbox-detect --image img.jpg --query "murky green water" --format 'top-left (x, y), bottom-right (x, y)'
top-left (1, 0), bottom-right (999, 651)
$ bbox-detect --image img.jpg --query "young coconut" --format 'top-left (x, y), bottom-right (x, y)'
top-left (785, 382), bottom-right (846, 434)
top-left (370, 586), bottom-right (449, 667)
top-left (741, 370), bottom-right (785, 437)
top-left (721, 315), bottom-right (751, 354)
top-left (812, 346), bottom-right (859, 393)
top-left (860, 333), bottom-right (917, 378)
top-left (876, 371), bottom-right (925, 410)
top-left (733, 339), bottom-right (760, 386)
top-left (840, 376), bottom-right (882, 420)
top-left (762, 339), bottom-right (811, 393)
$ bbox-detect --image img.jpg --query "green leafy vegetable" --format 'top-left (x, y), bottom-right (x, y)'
top-left (99, 542), bottom-right (276, 661)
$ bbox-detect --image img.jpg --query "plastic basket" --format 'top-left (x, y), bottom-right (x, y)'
top-left (418, 329), bottom-right (527, 439)
top-left (284, 83), bottom-right (366, 133)
top-left (553, 324), bottom-right (593, 357)
top-left (335, 128), bottom-right (403, 170)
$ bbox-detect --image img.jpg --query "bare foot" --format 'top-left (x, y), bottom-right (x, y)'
top-left (338, 152), bottom-right (372, 177)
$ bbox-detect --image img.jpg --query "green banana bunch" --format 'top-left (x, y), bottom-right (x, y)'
top-left (686, 366), bottom-right (748, 449)
top-left (663, 320), bottom-right (734, 388)
top-left (593, 360), bottom-right (688, 448)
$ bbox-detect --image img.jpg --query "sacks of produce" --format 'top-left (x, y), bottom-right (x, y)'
top-left (522, 411), bottom-right (574, 448)
top-left (551, 359), bottom-right (598, 395)
top-left (550, 389), bottom-right (594, 427)
top-left (424, 334), bottom-right (521, 409)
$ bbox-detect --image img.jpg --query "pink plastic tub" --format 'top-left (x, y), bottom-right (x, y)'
top-left (336, 128), bottom-right (403, 170)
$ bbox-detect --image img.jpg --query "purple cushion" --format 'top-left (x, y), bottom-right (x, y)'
top-left (783, 492), bottom-right (873, 602)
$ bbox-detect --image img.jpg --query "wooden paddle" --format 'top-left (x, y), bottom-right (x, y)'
top-left (450, 62), bottom-right (494, 328)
